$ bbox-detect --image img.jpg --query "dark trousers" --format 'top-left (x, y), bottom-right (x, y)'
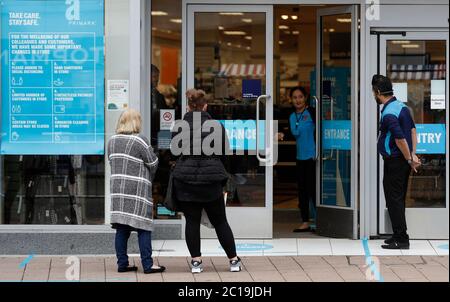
top-left (178, 197), bottom-right (237, 259)
top-left (383, 158), bottom-right (411, 242)
top-left (115, 224), bottom-right (153, 271)
top-left (296, 159), bottom-right (316, 223)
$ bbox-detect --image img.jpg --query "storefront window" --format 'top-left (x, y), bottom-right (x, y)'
top-left (0, 0), bottom-right (131, 225)
top-left (151, 0), bottom-right (182, 218)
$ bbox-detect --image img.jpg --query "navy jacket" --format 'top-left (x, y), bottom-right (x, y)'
top-left (378, 97), bottom-right (416, 158)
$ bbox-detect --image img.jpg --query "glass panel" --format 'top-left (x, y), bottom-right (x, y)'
top-left (150, 0), bottom-right (183, 219)
top-left (319, 13), bottom-right (352, 207)
top-left (387, 40), bottom-right (447, 208)
top-left (194, 12), bottom-right (267, 207)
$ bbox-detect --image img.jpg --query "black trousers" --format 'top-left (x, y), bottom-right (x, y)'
top-left (296, 159), bottom-right (316, 223)
top-left (383, 157), bottom-right (411, 242)
top-left (178, 197), bottom-right (237, 259)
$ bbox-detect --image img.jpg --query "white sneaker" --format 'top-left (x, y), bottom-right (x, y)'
top-left (191, 260), bottom-right (203, 274)
top-left (230, 257), bottom-right (242, 272)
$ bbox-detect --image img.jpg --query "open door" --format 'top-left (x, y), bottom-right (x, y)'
top-left (183, 4), bottom-right (274, 238)
top-left (315, 6), bottom-right (359, 239)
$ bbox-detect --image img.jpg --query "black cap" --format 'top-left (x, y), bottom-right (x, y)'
top-left (372, 74), bottom-right (393, 95)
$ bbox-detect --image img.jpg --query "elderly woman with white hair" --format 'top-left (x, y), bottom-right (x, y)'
top-left (108, 109), bottom-right (165, 274)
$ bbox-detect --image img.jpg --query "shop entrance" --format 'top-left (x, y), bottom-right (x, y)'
top-left (273, 5), bottom-right (359, 239)
top-left (182, 2), bottom-right (359, 239)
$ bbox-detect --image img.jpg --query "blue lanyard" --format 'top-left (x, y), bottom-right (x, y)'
top-left (295, 111), bottom-right (306, 128)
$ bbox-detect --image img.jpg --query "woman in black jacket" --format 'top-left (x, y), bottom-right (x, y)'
top-left (171, 89), bottom-right (241, 274)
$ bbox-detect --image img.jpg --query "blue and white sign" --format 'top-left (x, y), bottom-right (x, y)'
top-left (242, 79), bottom-right (262, 99)
top-left (416, 124), bottom-right (446, 154)
top-left (220, 120), bottom-right (265, 151)
top-left (1, 0), bottom-right (105, 155)
top-left (322, 120), bottom-right (352, 150)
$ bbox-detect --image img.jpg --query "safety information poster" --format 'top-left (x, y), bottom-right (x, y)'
top-left (1, 0), bottom-right (105, 155)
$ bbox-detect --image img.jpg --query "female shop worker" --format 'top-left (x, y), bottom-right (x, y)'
top-left (289, 87), bottom-right (316, 232)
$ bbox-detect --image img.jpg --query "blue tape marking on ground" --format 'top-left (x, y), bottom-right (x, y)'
top-left (19, 254), bottom-right (35, 269)
top-left (438, 244), bottom-right (449, 250)
top-left (362, 238), bottom-right (384, 282)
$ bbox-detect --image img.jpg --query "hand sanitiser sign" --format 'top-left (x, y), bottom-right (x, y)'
top-left (1, 0), bottom-right (105, 155)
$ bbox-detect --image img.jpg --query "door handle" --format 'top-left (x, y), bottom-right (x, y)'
top-left (312, 96), bottom-right (320, 161)
top-left (256, 94), bottom-right (271, 163)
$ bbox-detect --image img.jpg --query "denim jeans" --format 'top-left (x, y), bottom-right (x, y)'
top-left (115, 224), bottom-right (153, 271)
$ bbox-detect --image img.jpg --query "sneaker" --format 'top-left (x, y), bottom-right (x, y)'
top-left (229, 257), bottom-right (242, 272)
top-left (191, 260), bottom-right (203, 274)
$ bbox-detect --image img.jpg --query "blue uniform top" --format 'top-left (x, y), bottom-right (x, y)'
top-left (289, 108), bottom-right (316, 160)
top-left (378, 97), bottom-right (416, 158)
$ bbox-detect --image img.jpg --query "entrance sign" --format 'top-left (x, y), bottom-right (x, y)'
top-left (1, 0), bottom-right (105, 155)
top-left (322, 120), bottom-right (352, 150)
top-left (416, 124), bottom-right (446, 154)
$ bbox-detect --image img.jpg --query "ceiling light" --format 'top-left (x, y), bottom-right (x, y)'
top-left (281, 15), bottom-right (289, 20)
top-left (152, 27), bottom-right (157, 31)
top-left (392, 40), bottom-right (411, 44)
top-left (227, 42), bottom-right (232, 46)
top-left (242, 18), bottom-right (252, 23)
top-left (218, 26), bottom-right (225, 30)
top-left (224, 31), bottom-right (247, 35)
top-left (329, 28), bottom-right (335, 32)
top-left (219, 12), bottom-right (244, 16)
top-left (237, 45), bottom-right (242, 48)
top-left (279, 25), bottom-right (289, 30)
top-left (402, 44), bottom-right (420, 48)
top-left (245, 36), bottom-right (252, 40)
top-left (279, 41), bottom-right (284, 45)
top-left (151, 11), bottom-right (168, 16)
top-left (291, 15), bottom-right (298, 20)
top-left (284, 31), bottom-right (291, 34)
top-left (337, 18), bottom-right (352, 23)
top-left (246, 46), bottom-right (251, 50)
top-left (170, 19), bottom-right (182, 24)
top-left (292, 30), bottom-right (300, 35)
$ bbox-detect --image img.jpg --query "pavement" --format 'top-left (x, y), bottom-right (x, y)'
top-left (0, 239), bottom-right (448, 282)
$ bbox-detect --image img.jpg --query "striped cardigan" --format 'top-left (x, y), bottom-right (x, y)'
top-left (107, 134), bottom-right (158, 231)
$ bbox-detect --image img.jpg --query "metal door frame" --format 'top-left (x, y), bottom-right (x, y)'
top-left (316, 5), bottom-right (359, 239)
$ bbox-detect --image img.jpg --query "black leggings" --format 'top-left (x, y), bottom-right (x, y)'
top-left (178, 197), bottom-right (237, 259)
top-left (296, 159), bottom-right (316, 223)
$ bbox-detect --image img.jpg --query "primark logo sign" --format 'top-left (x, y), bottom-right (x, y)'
top-left (65, 0), bottom-right (96, 26)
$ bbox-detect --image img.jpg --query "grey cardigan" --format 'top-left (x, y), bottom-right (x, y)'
top-left (107, 134), bottom-right (158, 231)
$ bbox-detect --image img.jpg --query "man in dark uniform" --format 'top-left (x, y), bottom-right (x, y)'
top-left (373, 75), bottom-right (421, 249)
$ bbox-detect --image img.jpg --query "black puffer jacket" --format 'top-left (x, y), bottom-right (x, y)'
top-left (171, 111), bottom-right (230, 202)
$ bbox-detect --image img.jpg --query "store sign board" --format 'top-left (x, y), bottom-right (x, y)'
top-left (1, 0), bottom-right (105, 155)
top-left (416, 124), bottom-right (446, 154)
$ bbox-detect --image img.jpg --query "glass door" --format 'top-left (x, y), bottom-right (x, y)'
top-left (379, 32), bottom-right (449, 239)
top-left (315, 6), bottom-right (359, 239)
top-left (184, 5), bottom-right (274, 238)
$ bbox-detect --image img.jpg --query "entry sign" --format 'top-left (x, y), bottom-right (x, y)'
top-left (0, 0), bottom-right (105, 155)
top-left (160, 109), bottom-right (175, 130)
top-left (416, 124), bottom-right (446, 154)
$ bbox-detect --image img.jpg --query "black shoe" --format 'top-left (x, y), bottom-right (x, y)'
top-left (144, 266), bottom-right (166, 274)
top-left (381, 241), bottom-right (410, 250)
top-left (118, 266), bottom-right (138, 273)
top-left (384, 236), bottom-right (395, 244)
top-left (293, 227), bottom-right (311, 233)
